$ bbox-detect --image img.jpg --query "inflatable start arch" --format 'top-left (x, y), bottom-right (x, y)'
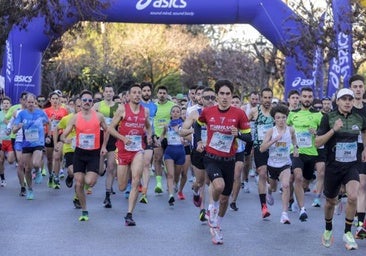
top-left (1, 0), bottom-right (314, 101)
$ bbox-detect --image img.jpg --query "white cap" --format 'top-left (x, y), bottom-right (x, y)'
top-left (337, 88), bottom-right (354, 99)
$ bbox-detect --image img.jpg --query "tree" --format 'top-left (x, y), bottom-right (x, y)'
top-left (0, 0), bottom-right (109, 69)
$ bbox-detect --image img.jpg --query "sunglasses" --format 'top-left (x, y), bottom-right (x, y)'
top-left (203, 95), bottom-right (216, 101)
top-left (81, 98), bottom-right (93, 103)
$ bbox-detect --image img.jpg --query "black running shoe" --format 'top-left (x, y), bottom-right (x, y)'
top-left (230, 202), bottom-right (239, 211)
top-left (125, 213), bottom-right (136, 226)
top-left (19, 187), bottom-right (26, 197)
top-left (65, 175), bottom-right (73, 188)
top-left (73, 198), bottom-right (82, 209)
top-left (199, 209), bottom-right (207, 222)
top-left (169, 196), bottom-right (175, 206)
top-left (103, 197), bottom-right (112, 208)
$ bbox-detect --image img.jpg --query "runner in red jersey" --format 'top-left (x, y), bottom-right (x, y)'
top-left (194, 79), bottom-right (251, 245)
top-left (107, 84), bottom-right (152, 226)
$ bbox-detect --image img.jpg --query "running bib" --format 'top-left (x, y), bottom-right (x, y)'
top-left (296, 131), bottom-right (312, 148)
top-left (269, 142), bottom-right (290, 164)
top-left (209, 132), bottom-right (234, 153)
top-left (50, 120), bottom-right (59, 132)
top-left (201, 129), bottom-right (208, 146)
top-left (257, 124), bottom-right (272, 141)
top-left (167, 130), bottom-right (181, 145)
top-left (236, 138), bottom-right (246, 153)
top-left (125, 135), bottom-right (142, 151)
top-left (79, 133), bottom-right (95, 149)
top-left (105, 117), bottom-right (112, 126)
top-left (24, 128), bottom-right (39, 142)
top-left (335, 142), bottom-right (357, 163)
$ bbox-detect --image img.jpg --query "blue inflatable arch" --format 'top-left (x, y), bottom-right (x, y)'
top-left (2, 0), bottom-right (312, 101)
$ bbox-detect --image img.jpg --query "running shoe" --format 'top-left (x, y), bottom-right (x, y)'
top-left (65, 175), bottom-right (73, 188)
top-left (139, 194), bottom-right (148, 204)
top-left (261, 204), bottom-right (270, 219)
top-left (210, 227), bottom-right (223, 245)
top-left (138, 184), bottom-right (143, 193)
top-left (288, 198), bottom-right (294, 212)
top-left (322, 230), bottom-right (333, 248)
top-left (53, 177), bottom-right (61, 189)
top-left (103, 197), bottom-right (112, 208)
top-left (266, 193), bottom-right (274, 206)
top-left (124, 183), bottom-right (131, 199)
top-left (243, 181), bottom-right (250, 193)
top-left (280, 212), bottom-right (291, 224)
top-left (249, 169), bottom-right (256, 177)
top-left (0, 179), bottom-right (7, 187)
top-left (41, 168), bottom-right (47, 176)
top-left (299, 208), bottom-right (308, 222)
top-left (241, 182), bottom-right (244, 189)
top-left (312, 197), bottom-right (321, 207)
top-left (19, 187), bottom-right (26, 197)
top-left (174, 184), bottom-right (178, 193)
top-left (47, 176), bottom-right (54, 188)
top-left (154, 184), bottom-right (163, 194)
top-left (199, 209), bottom-right (207, 222)
top-left (343, 231), bottom-right (358, 250)
top-left (84, 184), bottom-right (92, 194)
top-left (79, 212), bottom-right (89, 221)
top-left (26, 190), bottom-right (34, 200)
top-left (355, 225), bottom-right (366, 240)
top-left (208, 207), bottom-right (218, 228)
top-left (193, 190), bottom-right (202, 207)
top-left (177, 191), bottom-right (185, 200)
top-left (125, 213), bottom-right (136, 226)
top-left (59, 169), bottom-right (65, 180)
top-left (73, 198), bottom-right (82, 209)
top-left (230, 202), bottom-right (238, 211)
top-left (34, 171), bottom-right (42, 184)
top-left (168, 195), bottom-right (175, 206)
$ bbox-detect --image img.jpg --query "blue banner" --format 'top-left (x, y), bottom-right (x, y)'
top-left (326, 0), bottom-right (353, 97)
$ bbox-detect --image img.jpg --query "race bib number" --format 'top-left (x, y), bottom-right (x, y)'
top-left (105, 117), bottom-right (112, 126)
top-left (125, 135), bottom-right (142, 151)
top-left (335, 142), bottom-right (357, 163)
top-left (24, 128), bottom-right (39, 142)
top-left (257, 124), bottom-right (272, 141)
top-left (201, 128), bottom-right (207, 146)
top-left (51, 120), bottom-right (59, 132)
top-left (79, 133), bottom-right (95, 149)
top-left (167, 130), bottom-right (181, 145)
top-left (296, 131), bottom-right (312, 148)
top-left (209, 132), bottom-right (234, 153)
top-left (269, 142), bottom-right (290, 163)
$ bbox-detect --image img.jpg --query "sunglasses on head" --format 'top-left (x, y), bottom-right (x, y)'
top-left (203, 95), bottom-right (216, 101)
top-left (81, 98), bottom-right (93, 103)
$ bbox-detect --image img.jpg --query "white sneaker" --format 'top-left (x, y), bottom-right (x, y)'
top-left (0, 179), bottom-right (6, 187)
top-left (280, 212), bottom-right (291, 224)
top-left (210, 227), bottom-right (223, 244)
top-left (243, 181), bottom-right (250, 193)
top-left (249, 169), bottom-right (256, 177)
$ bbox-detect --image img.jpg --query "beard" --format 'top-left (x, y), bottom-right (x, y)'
top-left (142, 94), bottom-right (150, 101)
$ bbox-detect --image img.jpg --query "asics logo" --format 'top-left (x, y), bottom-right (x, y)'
top-left (136, 0), bottom-right (187, 10)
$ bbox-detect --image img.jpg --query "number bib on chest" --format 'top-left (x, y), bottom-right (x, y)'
top-left (167, 130), bottom-right (181, 145)
top-left (125, 135), bottom-right (142, 151)
top-left (79, 133), bottom-right (95, 149)
top-left (269, 142), bottom-right (290, 163)
top-left (51, 120), bottom-right (59, 132)
top-left (24, 128), bottom-right (39, 142)
top-left (209, 132), bottom-right (234, 153)
top-left (257, 124), bottom-right (272, 141)
top-left (335, 142), bottom-right (357, 163)
top-left (296, 131), bottom-right (312, 148)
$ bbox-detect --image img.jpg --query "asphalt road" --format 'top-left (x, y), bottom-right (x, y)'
top-left (0, 163), bottom-right (365, 256)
